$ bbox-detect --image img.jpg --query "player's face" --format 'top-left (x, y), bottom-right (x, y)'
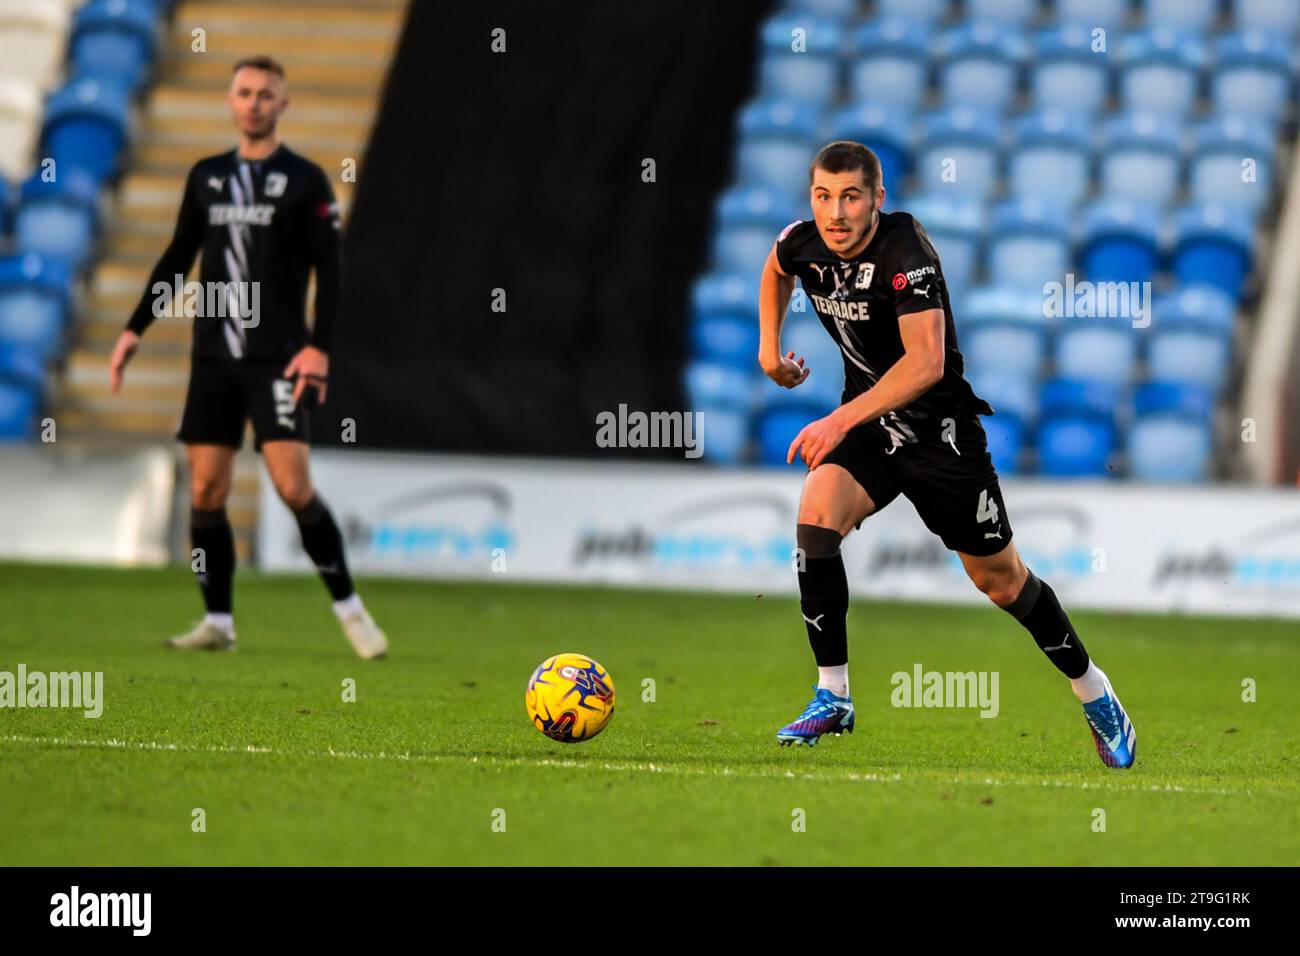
top-left (810, 169), bottom-right (882, 259)
top-left (227, 68), bottom-right (289, 140)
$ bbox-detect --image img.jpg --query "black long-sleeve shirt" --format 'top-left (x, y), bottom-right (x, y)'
top-left (126, 145), bottom-right (341, 358)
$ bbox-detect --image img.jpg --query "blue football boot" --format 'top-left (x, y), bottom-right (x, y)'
top-left (776, 686), bottom-right (855, 746)
top-left (1081, 675), bottom-right (1137, 769)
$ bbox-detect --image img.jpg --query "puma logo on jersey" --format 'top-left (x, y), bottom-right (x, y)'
top-left (208, 177), bottom-right (225, 192)
top-left (809, 263), bottom-right (829, 282)
top-left (914, 284), bottom-right (932, 298)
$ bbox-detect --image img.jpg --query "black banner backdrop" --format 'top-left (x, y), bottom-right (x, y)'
top-left (318, 0), bottom-right (771, 455)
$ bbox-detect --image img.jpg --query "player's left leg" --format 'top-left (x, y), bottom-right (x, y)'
top-left (960, 541), bottom-right (1136, 769)
top-left (261, 440), bottom-right (388, 660)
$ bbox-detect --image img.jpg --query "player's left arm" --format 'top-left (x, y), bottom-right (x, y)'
top-left (786, 308), bottom-right (945, 467)
top-left (284, 167), bottom-right (343, 403)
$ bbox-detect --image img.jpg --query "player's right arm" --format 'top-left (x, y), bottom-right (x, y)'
top-left (758, 241), bottom-right (810, 389)
top-left (110, 166), bottom-right (206, 392)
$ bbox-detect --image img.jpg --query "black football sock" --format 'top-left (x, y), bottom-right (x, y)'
top-left (796, 523), bottom-right (849, 668)
top-left (191, 506), bottom-right (235, 615)
top-left (294, 495), bottom-right (356, 602)
top-left (1005, 571), bottom-right (1090, 679)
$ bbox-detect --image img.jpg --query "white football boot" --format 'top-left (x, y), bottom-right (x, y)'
top-left (339, 608), bottom-right (388, 660)
top-left (165, 620), bottom-right (236, 650)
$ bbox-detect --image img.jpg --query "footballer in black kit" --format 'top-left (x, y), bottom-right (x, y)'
top-left (109, 55), bottom-right (388, 660)
top-left (761, 141), bottom-right (1136, 767)
top-left (127, 143), bottom-right (340, 449)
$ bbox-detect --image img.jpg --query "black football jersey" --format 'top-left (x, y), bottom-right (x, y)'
top-left (775, 211), bottom-right (991, 446)
top-left (126, 145), bottom-right (341, 360)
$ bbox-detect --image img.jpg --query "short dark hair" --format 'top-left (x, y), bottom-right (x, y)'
top-left (232, 55), bottom-right (286, 79)
top-left (810, 141), bottom-right (883, 193)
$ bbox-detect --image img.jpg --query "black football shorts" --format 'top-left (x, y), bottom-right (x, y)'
top-left (177, 357), bottom-right (312, 451)
top-left (820, 413), bottom-right (1012, 557)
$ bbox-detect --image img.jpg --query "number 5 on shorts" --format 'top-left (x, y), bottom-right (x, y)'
top-left (273, 379), bottom-right (296, 429)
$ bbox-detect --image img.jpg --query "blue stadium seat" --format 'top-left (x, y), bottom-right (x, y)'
top-left (1079, 200), bottom-right (1160, 286)
top-left (1008, 109), bottom-right (1092, 206)
top-left (1141, 0), bottom-right (1219, 31)
top-left (70, 0), bottom-right (161, 92)
top-left (782, 0), bottom-right (857, 17)
top-left (827, 101), bottom-right (912, 196)
top-left (1056, 0), bottom-right (1128, 28)
top-left (684, 361), bottom-right (755, 463)
top-left (697, 405), bottom-right (750, 464)
top-left (1054, 319), bottom-right (1139, 386)
top-left (1129, 381), bottom-right (1214, 482)
top-left (1170, 203), bottom-right (1254, 299)
top-left (759, 15), bottom-right (844, 106)
top-left (966, 0), bottom-right (1037, 25)
top-left (1098, 112), bottom-right (1183, 207)
top-left (1118, 28), bottom-right (1205, 119)
top-left (875, 0), bottom-right (950, 24)
top-left (1190, 114), bottom-right (1275, 212)
top-left (685, 360), bottom-right (755, 412)
top-left (901, 193), bottom-right (984, 293)
top-left (40, 75), bottom-right (131, 183)
top-left (1036, 378), bottom-right (1119, 478)
top-left (0, 178), bottom-right (10, 233)
top-left (0, 255), bottom-right (71, 362)
top-left (711, 186), bottom-right (801, 275)
top-left (0, 378), bottom-right (39, 442)
top-left (1211, 31), bottom-right (1293, 124)
top-left (987, 198), bottom-right (1070, 291)
top-left (1031, 23), bottom-right (1111, 115)
top-left (968, 366), bottom-right (1037, 425)
top-left (736, 98), bottom-right (821, 194)
top-left (771, 316), bottom-right (844, 410)
top-left (982, 413), bottom-right (1024, 475)
top-left (691, 271), bottom-right (761, 369)
top-left (757, 406), bottom-right (820, 467)
top-left (915, 107), bottom-right (1002, 200)
top-left (0, 338), bottom-right (45, 388)
top-left (1148, 284), bottom-right (1236, 392)
top-left (15, 169), bottom-right (100, 267)
top-left (959, 285), bottom-right (1049, 381)
top-left (936, 20), bottom-right (1027, 113)
top-left (1230, 0), bottom-right (1300, 33)
top-left (848, 18), bottom-right (929, 115)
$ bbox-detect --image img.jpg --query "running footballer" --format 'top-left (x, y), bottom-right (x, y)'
top-left (108, 56), bottom-right (387, 659)
top-left (762, 141), bottom-right (1135, 768)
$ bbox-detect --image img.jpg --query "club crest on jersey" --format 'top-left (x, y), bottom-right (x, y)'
top-left (855, 262), bottom-right (875, 289)
top-left (264, 172), bottom-right (288, 197)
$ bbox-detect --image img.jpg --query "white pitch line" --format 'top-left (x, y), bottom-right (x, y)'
top-left (0, 733), bottom-right (1258, 797)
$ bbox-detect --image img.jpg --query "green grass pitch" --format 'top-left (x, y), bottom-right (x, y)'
top-left (1, 561), bottom-right (1296, 866)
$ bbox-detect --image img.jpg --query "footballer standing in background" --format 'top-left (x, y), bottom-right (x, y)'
top-left (108, 56), bottom-right (388, 660)
top-left (761, 141), bottom-right (1134, 767)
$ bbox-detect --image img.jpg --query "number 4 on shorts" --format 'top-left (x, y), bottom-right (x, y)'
top-left (976, 488), bottom-right (999, 525)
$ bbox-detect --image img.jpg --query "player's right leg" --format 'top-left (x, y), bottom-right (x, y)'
top-left (776, 461), bottom-right (880, 746)
top-left (166, 358), bottom-right (246, 650)
top-left (167, 443), bottom-right (239, 650)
